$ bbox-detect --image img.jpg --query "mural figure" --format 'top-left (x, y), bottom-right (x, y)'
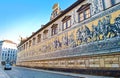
top-left (68, 33), bottom-right (76, 47)
top-left (114, 15), bottom-right (120, 36)
top-left (92, 24), bottom-right (100, 41)
top-left (42, 45), bottom-right (47, 52)
top-left (105, 15), bottom-right (118, 38)
top-left (76, 28), bottom-right (83, 44)
top-left (53, 39), bottom-right (62, 49)
top-left (98, 20), bottom-right (108, 39)
top-left (53, 40), bottom-right (57, 48)
top-left (62, 34), bottom-right (68, 46)
top-left (80, 26), bottom-right (86, 43)
top-left (76, 26), bottom-right (92, 44)
top-left (83, 25), bottom-right (92, 43)
top-left (47, 44), bottom-right (51, 51)
top-left (57, 39), bottom-right (62, 48)
top-left (101, 17), bottom-right (109, 39)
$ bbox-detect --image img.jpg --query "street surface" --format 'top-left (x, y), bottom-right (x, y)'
top-left (1, 66), bottom-right (113, 78)
top-left (3, 66), bottom-right (79, 78)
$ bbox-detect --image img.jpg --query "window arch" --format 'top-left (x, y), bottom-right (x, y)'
top-left (43, 30), bottom-right (48, 39)
top-left (51, 24), bottom-right (58, 36)
top-left (32, 37), bottom-right (36, 45)
top-left (77, 3), bottom-right (91, 22)
top-left (37, 34), bottom-right (41, 43)
top-left (62, 15), bottom-right (71, 31)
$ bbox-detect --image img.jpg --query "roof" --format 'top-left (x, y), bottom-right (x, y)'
top-left (2, 40), bottom-right (16, 45)
top-left (18, 0), bottom-right (85, 47)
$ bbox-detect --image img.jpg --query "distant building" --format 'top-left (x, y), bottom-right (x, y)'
top-left (0, 40), bottom-right (17, 65)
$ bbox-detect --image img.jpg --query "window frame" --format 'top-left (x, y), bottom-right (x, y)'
top-left (43, 30), bottom-right (48, 39)
top-left (37, 34), bottom-right (41, 43)
top-left (62, 16), bottom-right (71, 31)
top-left (77, 3), bottom-right (91, 22)
top-left (32, 37), bottom-right (36, 45)
top-left (51, 24), bottom-right (58, 36)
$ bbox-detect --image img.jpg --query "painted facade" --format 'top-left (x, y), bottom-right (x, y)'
top-left (17, 0), bottom-right (120, 71)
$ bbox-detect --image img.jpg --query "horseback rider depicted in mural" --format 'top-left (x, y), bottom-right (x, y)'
top-left (83, 25), bottom-right (92, 43)
top-left (81, 26), bottom-right (86, 43)
top-left (114, 14), bottom-right (120, 36)
top-left (53, 39), bottom-right (57, 48)
top-left (76, 26), bottom-right (92, 44)
top-left (68, 33), bottom-right (76, 47)
top-left (53, 39), bottom-right (62, 49)
top-left (92, 24), bottom-right (100, 41)
top-left (62, 34), bottom-right (68, 46)
top-left (102, 17), bottom-right (109, 39)
top-left (76, 28), bottom-right (83, 45)
top-left (105, 15), bottom-right (118, 38)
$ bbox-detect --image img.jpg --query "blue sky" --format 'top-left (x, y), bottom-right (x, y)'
top-left (0, 0), bottom-right (76, 44)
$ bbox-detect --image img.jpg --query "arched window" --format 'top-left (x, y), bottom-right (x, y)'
top-left (43, 30), bottom-right (48, 39)
top-left (26, 42), bottom-right (28, 49)
top-left (77, 3), bottom-right (91, 22)
top-left (51, 24), bottom-right (58, 36)
top-left (32, 37), bottom-right (36, 45)
top-left (62, 15), bottom-right (71, 31)
top-left (29, 40), bottom-right (31, 47)
top-left (37, 34), bottom-right (41, 43)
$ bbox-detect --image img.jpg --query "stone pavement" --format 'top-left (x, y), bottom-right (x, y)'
top-left (0, 66), bottom-right (10, 78)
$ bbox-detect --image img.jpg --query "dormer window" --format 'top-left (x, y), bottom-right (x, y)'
top-left (43, 30), bottom-right (48, 39)
top-left (77, 3), bottom-right (91, 22)
top-left (62, 15), bottom-right (71, 31)
top-left (51, 24), bottom-right (58, 36)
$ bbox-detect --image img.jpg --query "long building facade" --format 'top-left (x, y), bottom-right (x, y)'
top-left (17, 0), bottom-right (120, 76)
top-left (0, 40), bottom-right (17, 65)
